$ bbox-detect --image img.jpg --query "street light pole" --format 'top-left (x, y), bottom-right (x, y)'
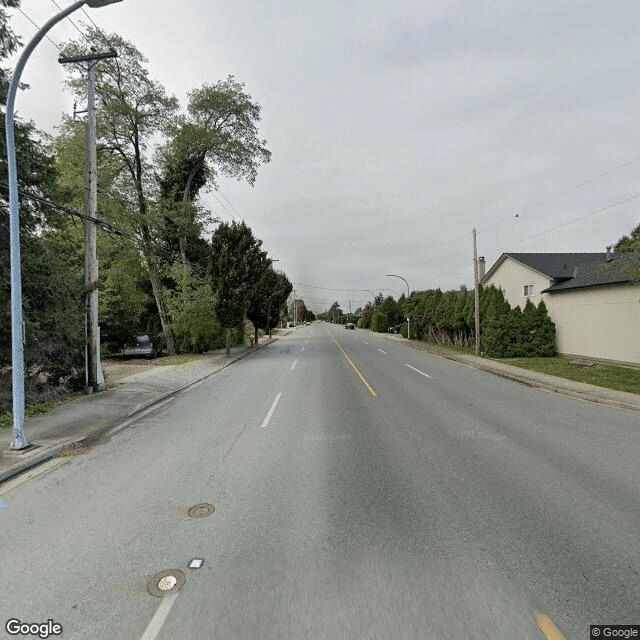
top-left (5, 0), bottom-right (123, 449)
top-left (386, 273), bottom-right (410, 340)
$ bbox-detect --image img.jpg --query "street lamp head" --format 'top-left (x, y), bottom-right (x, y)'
top-left (86, 0), bottom-right (123, 7)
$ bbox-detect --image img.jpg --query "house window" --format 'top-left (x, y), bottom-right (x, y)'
top-left (523, 284), bottom-right (534, 297)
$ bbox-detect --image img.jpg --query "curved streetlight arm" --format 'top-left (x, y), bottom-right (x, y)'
top-left (386, 274), bottom-right (411, 339)
top-left (6, 0), bottom-right (121, 449)
top-left (386, 274), bottom-right (410, 298)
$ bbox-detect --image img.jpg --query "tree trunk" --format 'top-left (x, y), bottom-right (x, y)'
top-left (178, 156), bottom-right (205, 275)
top-left (146, 253), bottom-right (176, 356)
top-left (132, 131), bottom-right (176, 356)
top-left (179, 235), bottom-right (188, 271)
top-left (226, 328), bottom-right (231, 359)
top-left (141, 225), bottom-right (176, 356)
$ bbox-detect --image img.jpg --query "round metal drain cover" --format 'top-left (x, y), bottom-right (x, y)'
top-left (188, 503), bottom-right (215, 518)
top-left (147, 570), bottom-right (186, 598)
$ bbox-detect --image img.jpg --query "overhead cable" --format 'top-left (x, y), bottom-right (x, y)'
top-left (0, 180), bottom-right (128, 237)
top-left (16, 7), bottom-right (62, 51)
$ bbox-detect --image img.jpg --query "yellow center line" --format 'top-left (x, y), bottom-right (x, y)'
top-left (324, 327), bottom-right (377, 397)
top-left (535, 612), bottom-right (566, 640)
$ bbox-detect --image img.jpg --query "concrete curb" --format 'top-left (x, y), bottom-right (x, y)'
top-left (375, 332), bottom-right (640, 413)
top-left (0, 442), bottom-right (71, 484)
top-left (0, 336), bottom-right (281, 485)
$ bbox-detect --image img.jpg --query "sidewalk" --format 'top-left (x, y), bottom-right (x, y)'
top-left (0, 334), bottom-right (286, 484)
top-left (372, 330), bottom-right (640, 413)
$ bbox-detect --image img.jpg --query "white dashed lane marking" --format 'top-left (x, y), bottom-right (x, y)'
top-left (261, 393), bottom-right (282, 428)
top-left (405, 364), bottom-right (434, 379)
top-left (139, 593), bottom-right (179, 640)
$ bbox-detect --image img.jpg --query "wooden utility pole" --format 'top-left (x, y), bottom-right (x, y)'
top-left (59, 48), bottom-right (117, 392)
top-left (473, 228), bottom-right (481, 356)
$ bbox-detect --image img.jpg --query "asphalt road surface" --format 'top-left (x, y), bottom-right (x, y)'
top-left (1, 323), bottom-right (639, 639)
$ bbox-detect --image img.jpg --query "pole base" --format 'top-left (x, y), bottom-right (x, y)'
top-left (9, 434), bottom-right (30, 450)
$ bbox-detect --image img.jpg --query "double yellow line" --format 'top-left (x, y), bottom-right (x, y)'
top-left (325, 329), bottom-right (377, 397)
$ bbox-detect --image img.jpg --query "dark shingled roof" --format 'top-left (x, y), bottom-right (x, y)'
top-left (482, 252), bottom-right (640, 292)
top-left (507, 253), bottom-right (605, 279)
top-left (542, 252), bottom-right (640, 292)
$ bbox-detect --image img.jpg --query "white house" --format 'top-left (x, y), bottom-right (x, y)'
top-left (481, 250), bottom-right (640, 366)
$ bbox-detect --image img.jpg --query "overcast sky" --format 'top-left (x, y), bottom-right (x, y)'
top-left (9, 0), bottom-right (640, 313)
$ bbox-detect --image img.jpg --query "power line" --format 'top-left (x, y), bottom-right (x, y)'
top-left (0, 180), bottom-right (128, 237)
top-left (211, 190), bottom-right (242, 222)
top-left (216, 188), bottom-right (244, 221)
top-left (435, 191), bottom-right (640, 280)
top-left (14, 6), bottom-right (87, 74)
top-left (427, 152), bottom-right (640, 266)
top-left (48, 0), bottom-right (89, 43)
top-left (493, 191), bottom-right (640, 252)
top-left (293, 282), bottom-right (390, 293)
top-left (80, 6), bottom-right (101, 31)
top-left (16, 7), bottom-right (62, 51)
top-left (478, 154), bottom-right (640, 235)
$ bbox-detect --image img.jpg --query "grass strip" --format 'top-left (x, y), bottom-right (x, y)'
top-left (494, 356), bottom-right (640, 395)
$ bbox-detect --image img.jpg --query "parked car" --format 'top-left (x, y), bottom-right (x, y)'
top-left (123, 334), bottom-right (161, 358)
top-left (346, 323), bottom-right (356, 330)
top-left (388, 325), bottom-right (402, 334)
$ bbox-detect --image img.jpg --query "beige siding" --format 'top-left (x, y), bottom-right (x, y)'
top-left (483, 258), bottom-right (552, 309)
top-left (483, 256), bottom-right (640, 365)
top-left (545, 283), bottom-right (640, 365)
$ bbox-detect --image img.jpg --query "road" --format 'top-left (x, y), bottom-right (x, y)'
top-left (1, 323), bottom-right (639, 639)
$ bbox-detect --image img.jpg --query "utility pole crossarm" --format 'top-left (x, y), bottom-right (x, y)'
top-left (58, 49), bottom-right (118, 64)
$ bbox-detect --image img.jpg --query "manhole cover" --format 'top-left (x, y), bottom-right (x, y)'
top-left (146, 570), bottom-right (185, 598)
top-left (187, 503), bottom-right (215, 518)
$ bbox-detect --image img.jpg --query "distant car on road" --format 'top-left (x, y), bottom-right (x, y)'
top-left (345, 323), bottom-right (356, 330)
top-left (123, 334), bottom-right (161, 358)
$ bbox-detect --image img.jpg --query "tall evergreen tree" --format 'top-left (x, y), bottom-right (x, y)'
top-left (209, 221), bottom-right (268, 357)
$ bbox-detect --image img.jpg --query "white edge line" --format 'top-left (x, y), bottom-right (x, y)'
top-left (261, 392), bottom-right (282, 428)
top-left (405, 363), bottom-right (435, 379)
top-left (377, 348), bottom-right (388, 355)
top-left (139, 593), bottom-right (179, 640)
top-left (291, 359), bottom-right (298, 370)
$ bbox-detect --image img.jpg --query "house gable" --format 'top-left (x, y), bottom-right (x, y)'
top-left (482, 255), bottom-right (553, 309)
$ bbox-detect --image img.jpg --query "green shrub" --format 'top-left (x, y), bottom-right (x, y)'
top-left (165, 269), bottom-right (225, 353)
top-left (370, 311), bottom-right (389, 333)
top-left (482, 298), bottom-right (555, 358)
